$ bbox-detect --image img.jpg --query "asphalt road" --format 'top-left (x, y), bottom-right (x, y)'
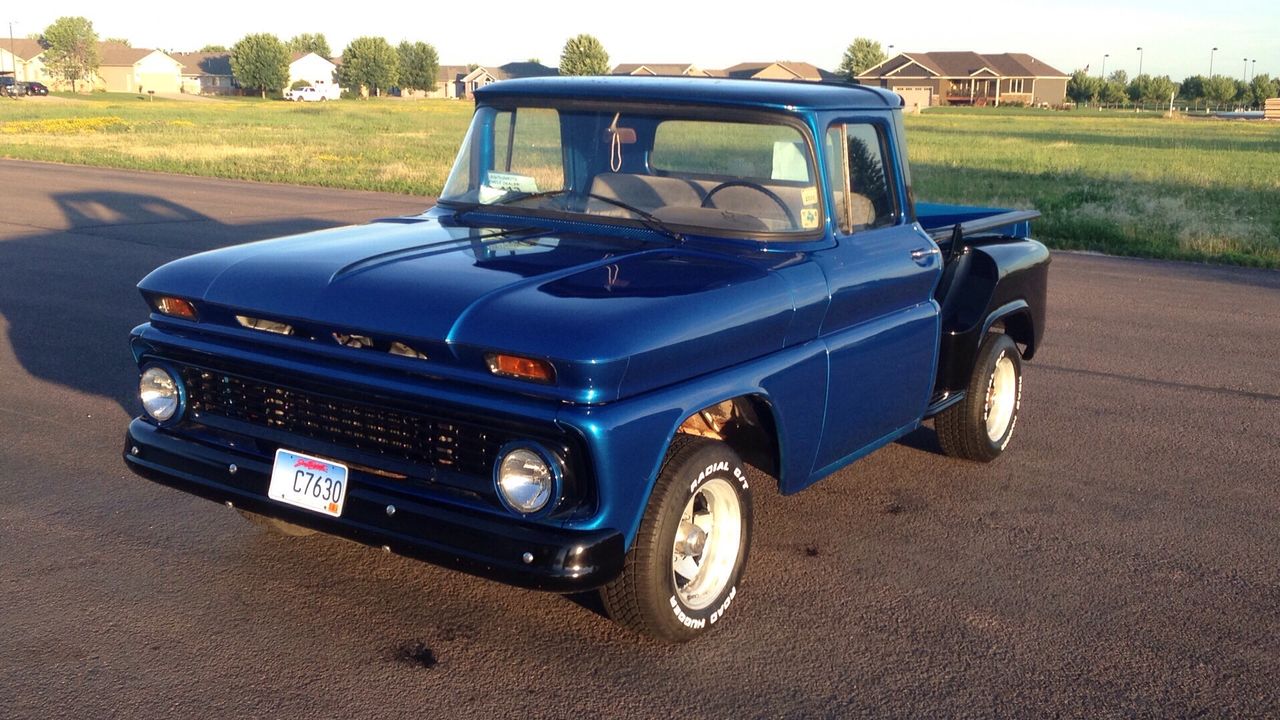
top-left (1, 159), bottom-right (1277, 719)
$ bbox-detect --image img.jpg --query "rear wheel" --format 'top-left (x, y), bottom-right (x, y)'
top-left (236, 508), bottom-right (316, 537)
top-left (935, 332), bottom-right (1023, 462)
top-left (601, 435), bottom-right (752, 642)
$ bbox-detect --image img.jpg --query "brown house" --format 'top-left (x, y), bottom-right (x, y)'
top-left (719, 61), bottom-right (837, 82)
top-left (612, 63), bottom-right (713, 77)
top-left (172, 52), bottom-right (235, 95)
top-left (457, 62), bottom-right (558, 98)
top-left (856, 51), bottom-right (1069, 108)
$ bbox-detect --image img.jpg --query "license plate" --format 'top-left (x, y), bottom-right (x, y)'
top-left (268, 449), bottom-right (349, 517)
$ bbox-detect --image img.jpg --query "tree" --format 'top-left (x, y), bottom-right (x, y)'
top-left (559, 34), bottom-right (609, 76)
top-left (340, 36), bottom-right (399, 97)
top-left (103, 37), bottom-right (130, 47)
top-left (397, 41), bottom-right (439, 94)
top-left (836, 38), bottom-right (887, 81)
top-left (1203, 75), bottom-right (1238, 107)
top-left (1144, 75), bottom-right (1178, 105)
top-left (1100, 78), bottom-right (1128, 104)
top-left (199, 44), bottom-right (228, 53)
top-left (42, 16), bottom-right (99, 92)
top-left (1244, 74), bottom-right (1273, 107)
top-left (287, 33), bottom-right (331, 59)
top-left (1128, 74), bottom-right (1177, 105)
top-left (1179, 75), bottom-right (1207, 104)
top-left (230, 33), bottom-right (290, 98)
top-left (1066, 69), bottom-right (1101, 104)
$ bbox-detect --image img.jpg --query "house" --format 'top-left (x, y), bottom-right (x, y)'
top-left (720, 61), bottom-right (835, 82)
top-left (457, 62), bottom-right (557, 98)
top-left (855, 51), bottom-right (1069, 108)
top-left (172, 52), bottom-right (235, 95)
top-left (95, 44), bottom-right (183, 93)
top-left (400, 64), bottom-right (470, 99)
top-left (289, 52), bottom-right (340, 92)
top-left (611, 63), bottom-right (713, 77)
top-left (0, 38), bottom-right (46, 82)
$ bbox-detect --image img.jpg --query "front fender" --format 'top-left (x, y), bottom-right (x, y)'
top-left (557, 341), bottom-right (828, 548)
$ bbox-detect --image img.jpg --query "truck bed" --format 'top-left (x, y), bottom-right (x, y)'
top-left (916, 202), bottom-right (1038, 241)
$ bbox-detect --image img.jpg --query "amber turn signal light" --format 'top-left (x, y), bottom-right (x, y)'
top-left (155, 296), bottom-right (198, 320)
top-left (486, 353), bottom-right (555, 383)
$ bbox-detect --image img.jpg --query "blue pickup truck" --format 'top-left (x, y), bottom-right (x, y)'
top-left (125, 77), bottom-right (1049, 641)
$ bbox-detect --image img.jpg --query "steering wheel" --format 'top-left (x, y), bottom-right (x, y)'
top-left (701, 180), bottom-right (798, 228)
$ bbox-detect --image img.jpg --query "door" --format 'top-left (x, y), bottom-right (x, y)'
top-left (809, 119), bottom-right (941, 478)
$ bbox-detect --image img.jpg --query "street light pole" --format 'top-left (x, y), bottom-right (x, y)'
top-left (1242, 57), bottom-right (1247, 82)
top-left (1209, 47), bottom-right (1217, 76)
top-left (1249, 59), bottom-right (1255, 82)
top-left (1101, 54), bottom-right (1109, 78)
top-left (1136, 47), bottom-right (1144, 77)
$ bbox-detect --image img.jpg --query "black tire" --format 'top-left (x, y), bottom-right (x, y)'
top-left (236, 508), bottom-right (316, 537)
top-left (935, 332), bottom-right (1023, 462)
top-left (601, 435), bottom-right (753, 642)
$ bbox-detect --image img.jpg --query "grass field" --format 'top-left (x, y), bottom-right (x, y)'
top-left (1, 94), bottom-right (1277, 267)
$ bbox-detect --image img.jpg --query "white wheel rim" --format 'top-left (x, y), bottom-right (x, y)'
top-left (984, 354), bottom-right (1017, 442)
top-left (672, 477), bottom-right (742, 611)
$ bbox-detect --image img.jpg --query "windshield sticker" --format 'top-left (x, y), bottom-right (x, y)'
top-left (486, 172), bottom-right (539, 193)
top-left (801, 187), bottom-right (818, 206)
top-left (771, 141), bottom-right (809, 182)
top-left (801, 208), bottom-right (820, 229)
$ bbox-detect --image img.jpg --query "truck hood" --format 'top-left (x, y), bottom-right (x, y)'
top-left (138, 217), bottom-right (799, 403)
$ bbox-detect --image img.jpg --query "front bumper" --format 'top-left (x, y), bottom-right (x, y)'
top-left (123, 419), bottom-right (624, 593)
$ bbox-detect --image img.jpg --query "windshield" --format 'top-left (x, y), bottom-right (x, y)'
top-left (439, 104), bottom-right (823, 238)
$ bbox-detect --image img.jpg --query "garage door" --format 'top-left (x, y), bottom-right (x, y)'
top-left (894, 87), bottom-right (932, 112)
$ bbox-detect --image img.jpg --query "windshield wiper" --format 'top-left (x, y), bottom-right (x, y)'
top-left (582, 192), bottom-right (685, 245)
top-left (444, 189), bottom-right (570, 219)
top-left (446, 189), bottom-right (685, 245)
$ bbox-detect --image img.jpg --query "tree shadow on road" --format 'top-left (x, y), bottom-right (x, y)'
top-left (0, 191), bottom-right (346, 418)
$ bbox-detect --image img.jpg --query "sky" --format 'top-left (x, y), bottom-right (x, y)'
top-left (7, 0), bottom-right (1279, 81)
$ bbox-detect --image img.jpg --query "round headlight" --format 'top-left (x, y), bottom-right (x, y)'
top-left (139, 366), bottom-right (180, 422)
top-left (495, 446), bottom-right (556, 514)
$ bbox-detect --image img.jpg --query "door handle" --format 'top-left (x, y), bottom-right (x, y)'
top-left (910, 247), bottom-right (939, 263)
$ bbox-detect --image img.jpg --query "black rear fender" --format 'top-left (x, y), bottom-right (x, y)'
top-left (931, 237), bottom-right (1049, 403)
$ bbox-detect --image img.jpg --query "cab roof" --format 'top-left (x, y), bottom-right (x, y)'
top-left (474, 76), bottom-right (903, 111)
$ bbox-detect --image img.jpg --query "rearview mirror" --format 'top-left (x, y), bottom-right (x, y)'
top-left (606, 127), bottom-right (637, 144)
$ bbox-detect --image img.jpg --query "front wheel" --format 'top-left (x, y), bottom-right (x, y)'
top-left (600, 436), bottom-right (752, 642)
top-left (935, 332), bottom-right (1023, 462)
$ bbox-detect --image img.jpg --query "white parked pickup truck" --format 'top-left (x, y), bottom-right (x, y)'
top-left (284, 86), bottom-right (339, 102)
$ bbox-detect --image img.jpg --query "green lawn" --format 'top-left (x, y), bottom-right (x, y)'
top-left (1, 96), bottom-right (1277, 267)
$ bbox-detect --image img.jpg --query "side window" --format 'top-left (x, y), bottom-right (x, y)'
top-left (825, 123), bottom-right (896, 234)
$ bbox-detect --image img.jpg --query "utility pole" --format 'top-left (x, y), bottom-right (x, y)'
top-left (1136, 47), bottom-right (1144, 77)
top-left (6, 21), bottom-right (15, 97)
top-left (1209, 47), bottom-right (1217, 76)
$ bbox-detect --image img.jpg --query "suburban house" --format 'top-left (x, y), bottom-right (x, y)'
top-left (171, 52), bottom-right (235, 95)
top-left (457, 62), bottom-right (557, 98)
top-left (856, 51), bottom-right (1069, 108)
top-left (89, 44), bottom-right (182, 93)
top-left (611, 63), bottom-right (713, 77)
top-left (720, 61), bottom-right (836, 81)
top-left (288, 52), bottom-right (340, 91)
top-left (403, 64), bottom-right (470, 98)
top-left (0, 38), bottom-right (46, 82)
